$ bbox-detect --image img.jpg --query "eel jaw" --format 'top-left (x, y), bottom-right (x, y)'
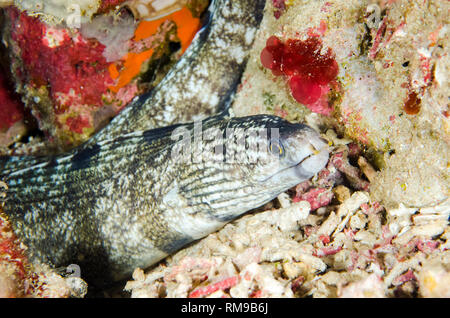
top-left (260, 142), bottom-right (330, 186)
top-left (295, 146), bottom-right (329, 178)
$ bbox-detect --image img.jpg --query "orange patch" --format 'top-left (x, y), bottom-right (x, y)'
top-left (108, 63), bottom-right (120, 79)
top-left (134, 7), bottom-right (200, 53)
top-left (108, 7), bottom-right (201, 92)
top-left (170, 7), bottom-right (201, 53)
top-left (108, 49), bottom-right (154, 93)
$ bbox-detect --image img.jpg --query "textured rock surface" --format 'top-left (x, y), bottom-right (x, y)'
top-left (1, 1), bottom-right (207, 152)
top-left (232, 0), bottom-right (449, 209)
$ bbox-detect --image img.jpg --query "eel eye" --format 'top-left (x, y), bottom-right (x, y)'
top-left (268, 139), bottom-right (285, 157)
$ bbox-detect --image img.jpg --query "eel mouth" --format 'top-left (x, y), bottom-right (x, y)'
top-left (295, 146), bottom-right (329, 176)
top-left (259, 141), bottom-right (330, 184)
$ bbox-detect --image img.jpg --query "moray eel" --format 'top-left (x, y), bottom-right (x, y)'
top-left (0, 0), bottom-right (330, 286)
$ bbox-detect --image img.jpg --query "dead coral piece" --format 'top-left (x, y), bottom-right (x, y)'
top-left (330, 151), bottom-right (370, 191)
top-left (338, 274), bottom-right (385, 298)
top-left (357, 156), bottom-right (377, 183)
top-left (418, 257), bottom-right (450, 298)
top-left (333, 185), bottom-right (351, 203)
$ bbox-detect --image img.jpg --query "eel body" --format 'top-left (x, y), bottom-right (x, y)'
top-left (0, 0), bottom-right (330, 286)
top-left (1, 114), bottom-right (329, 285)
